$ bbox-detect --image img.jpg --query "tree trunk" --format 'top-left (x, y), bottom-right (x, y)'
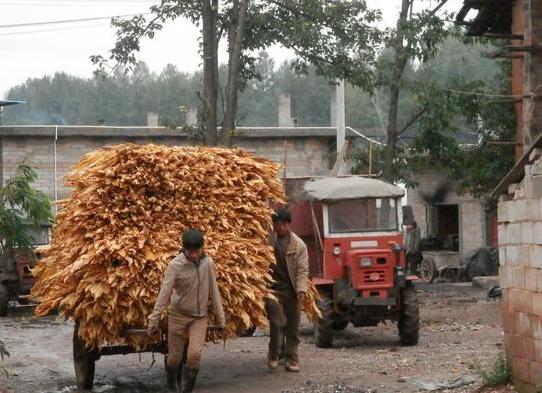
top-left (383, 0), bottom-right (410, 181)
top-left (202, 0), bottom-right (219, 146)
top-left (222, 0), bottom-right (249, 147)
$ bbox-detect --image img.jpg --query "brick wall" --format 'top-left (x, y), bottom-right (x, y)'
top-left (1, 128), bottom-right (332, 202)
top-left (498, 158), bottom-right (542, 392)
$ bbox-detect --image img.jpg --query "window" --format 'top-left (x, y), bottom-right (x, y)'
top-left (328, 198), bottom-right (398, 234)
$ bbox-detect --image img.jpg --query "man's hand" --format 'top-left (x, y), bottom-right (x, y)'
top-left (297, 292), bottom-right (306, 302)
top-left (146, 325), bottom-right (158, 337)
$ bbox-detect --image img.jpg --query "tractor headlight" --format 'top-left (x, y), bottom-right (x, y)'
top-left (360, 257), bottom-right (372, 267)
top-left (333, 246), bottom-right (341, 256)
top-left (391, 243), bottom-right (402, 253)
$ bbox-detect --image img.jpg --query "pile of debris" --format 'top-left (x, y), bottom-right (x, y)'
top-left (31, 144), bottom-right (319, 349)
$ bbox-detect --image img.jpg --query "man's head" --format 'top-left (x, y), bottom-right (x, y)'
top-left (182, 229), bottom-right (204, 262)
top-left (272, 208), bottom-right (291, 236)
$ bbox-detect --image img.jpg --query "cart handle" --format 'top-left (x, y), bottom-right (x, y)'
top-left (122, 325), bottom-right (223, 336)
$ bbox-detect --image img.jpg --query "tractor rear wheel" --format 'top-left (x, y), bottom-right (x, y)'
top-left (73, 325), bottom-right (97, 390)
top-left (398, 286), bottom-right (419, 346)
top-left (313, 289), bottom-right (333, 348)
top-left (331, 319), bottom-right (349, 331)
top-left (0, 283), bottom-right (9, 317)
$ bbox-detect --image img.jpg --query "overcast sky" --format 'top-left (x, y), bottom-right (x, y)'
top-left (0, 0), bottom-right (464, 98)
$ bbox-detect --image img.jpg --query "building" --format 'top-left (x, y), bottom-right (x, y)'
top-left (457, 0), bottom-right (542, 390)
top-left (0, 125), bottom-right (338, 203)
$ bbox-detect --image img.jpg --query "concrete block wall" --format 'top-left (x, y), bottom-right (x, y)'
top-left (1, 130), bottom-right (332, 202)
top-left (499, 167), bottom-right (542, 391)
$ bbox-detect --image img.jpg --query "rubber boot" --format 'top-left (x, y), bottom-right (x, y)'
top-left (181, 366), bottom-right (199, 393)
top-left (166, 366), bottom-right (177, 391)
top-left (175, 363), bottom-right (183, 392)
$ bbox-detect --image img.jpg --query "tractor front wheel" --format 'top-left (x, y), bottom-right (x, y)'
top-left (313, 289), bottom-right (333, 348)
top-left (73, 325), bottom-right (97, 390)
top-left (0, 283), bottom-right (9, 317)
top-left (398, 286), bottom-right (419, 346)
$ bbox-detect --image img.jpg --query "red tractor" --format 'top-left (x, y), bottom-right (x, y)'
top-left (287, 176), bottom-right (419, 348)
top-left (0, 248), bottom-right (37, 316)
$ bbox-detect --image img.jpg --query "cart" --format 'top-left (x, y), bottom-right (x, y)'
top-left (420, 250), bottom-right (461, 283)
top-left (72, 324), bottom-right (226, 390)
top-left (73, 324), bottom-right (168, 390)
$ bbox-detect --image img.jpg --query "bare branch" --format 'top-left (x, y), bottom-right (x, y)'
top-left (398, 108), bottom-right (427, 135)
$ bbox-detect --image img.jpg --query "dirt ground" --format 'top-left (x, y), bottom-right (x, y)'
top-left (0, 282), bottom-right (514, 393)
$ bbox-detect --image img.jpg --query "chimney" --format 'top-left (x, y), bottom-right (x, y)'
top-left (186, 107), bottom-right (198, 125)
top-left (278, 94), bottom-right (292, 127)
top-left (147, 112), bottom-right (159, 127)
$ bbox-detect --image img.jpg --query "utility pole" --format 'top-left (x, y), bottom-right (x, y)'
top-left (336, 79), bottom-right (346, 175)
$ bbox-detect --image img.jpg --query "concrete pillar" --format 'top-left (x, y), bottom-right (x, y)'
top-left (330, 85), bottom-right (337, 126)
top-left (278, 94), bottom-right (292, 127)
top-left (186, 107), bottom-right (198, 125)
top-left (335, 79), bottom-right (346, 175)
top-left (147, 112), bottom-right (158, 127)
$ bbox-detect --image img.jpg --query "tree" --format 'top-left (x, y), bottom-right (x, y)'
top-left (376, 0), bottom-right (448, 181)
top-left (0, 163), bottom-right (53, 254)
top-left (92, 0), bottom-right (382, 146)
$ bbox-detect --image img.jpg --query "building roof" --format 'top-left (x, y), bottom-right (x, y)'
top-left (0, 100), bottom-right (26, 107)
top-left (456, 0), bottom-right (513, 36)
top-left (0, 125), bottom-right (341, 138)
top-left (490, 132), bottom-right (542, 198)
top-left (304, 176), bottom-right (405, 201)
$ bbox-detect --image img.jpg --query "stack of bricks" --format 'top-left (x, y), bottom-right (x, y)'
top-left (498, 150), bottom-right (542, 392)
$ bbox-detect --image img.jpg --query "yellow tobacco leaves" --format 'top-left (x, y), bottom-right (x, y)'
top-left (31, 143), bottom-right (318, 349)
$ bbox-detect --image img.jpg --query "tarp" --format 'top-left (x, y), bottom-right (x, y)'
top-left (459, 247), bottom-right (500, 281)
top-left (304, 176), bottom-right (404, 201)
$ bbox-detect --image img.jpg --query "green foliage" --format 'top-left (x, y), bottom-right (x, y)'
top-left (0, 339), bottom-right (9, 361)
top-left (0, 163), bottom-right (53, 251)
top-left (479, 352), bottom-right (510, 386)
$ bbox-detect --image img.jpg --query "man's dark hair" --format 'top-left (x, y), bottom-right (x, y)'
top-left (182, 229), bottom-right (204, 250)
top-left (272, 208), bottom-right (292, 223)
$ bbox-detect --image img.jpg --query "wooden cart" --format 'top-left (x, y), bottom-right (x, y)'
top-left (73, 324), bottom-right (167, 390)
top-left (420, 250), bottom-right (461, 283)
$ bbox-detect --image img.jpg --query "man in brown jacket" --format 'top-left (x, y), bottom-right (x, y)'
top-left (147, 229), bottom-right (225, 393)
top-left (266, 208), bottom-right (309, 372)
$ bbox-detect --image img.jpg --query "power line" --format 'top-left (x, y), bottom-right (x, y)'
top-left (0, 22), bottom-right (108, 36)
top-left (0, 12), bottom-right (150, 29)
top-left (0, 1), bottom-right (154, 6)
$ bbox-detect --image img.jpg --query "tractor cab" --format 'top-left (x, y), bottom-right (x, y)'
top-left (288, 176), bottom-right (419, 347)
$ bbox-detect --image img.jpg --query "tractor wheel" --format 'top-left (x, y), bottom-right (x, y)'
top-left (331, 319), bottom-right (349, 331)
top-left (73, 325), bottom-right (97, 390)
top-left (313, 289), bottom-right (333, 348)
top-left (420, 257), bottom-right (437, 283)
top-left (0, 283), bottom-right (9, 317)
top-left (398, 286), bottom-right (419, 346)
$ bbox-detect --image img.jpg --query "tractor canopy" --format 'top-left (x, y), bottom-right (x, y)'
top-left (303, 177), bottom-right (405, 234)
top-left (303, 176), bottom-right (404, 201)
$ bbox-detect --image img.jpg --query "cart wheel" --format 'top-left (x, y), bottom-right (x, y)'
top-left (239, 326), bottom-right (256, 337)
top-left (331, 319), bottom-right (349, 331)
top-left (0, 283), bottom-right (9, 317)
top-left (420, 258), bottom-right (437, 283)
top-left (73, 324), bottom-right (97, 390)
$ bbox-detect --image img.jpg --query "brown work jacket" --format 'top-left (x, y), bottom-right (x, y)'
top-left (148, 252), bottom-right (225, 327)
top-left (271, 231), bottom-right (309, 294)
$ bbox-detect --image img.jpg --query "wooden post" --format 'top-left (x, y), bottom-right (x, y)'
top-left (368, 141), bottom-right (373, 177)
top-left (282, 140), bottom-right (288, 185)
top-left (331, 140), bottom-right (350, 177)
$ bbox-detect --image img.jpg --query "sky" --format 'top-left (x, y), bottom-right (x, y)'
top-left (0, 0), bottom-right (465, 98)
